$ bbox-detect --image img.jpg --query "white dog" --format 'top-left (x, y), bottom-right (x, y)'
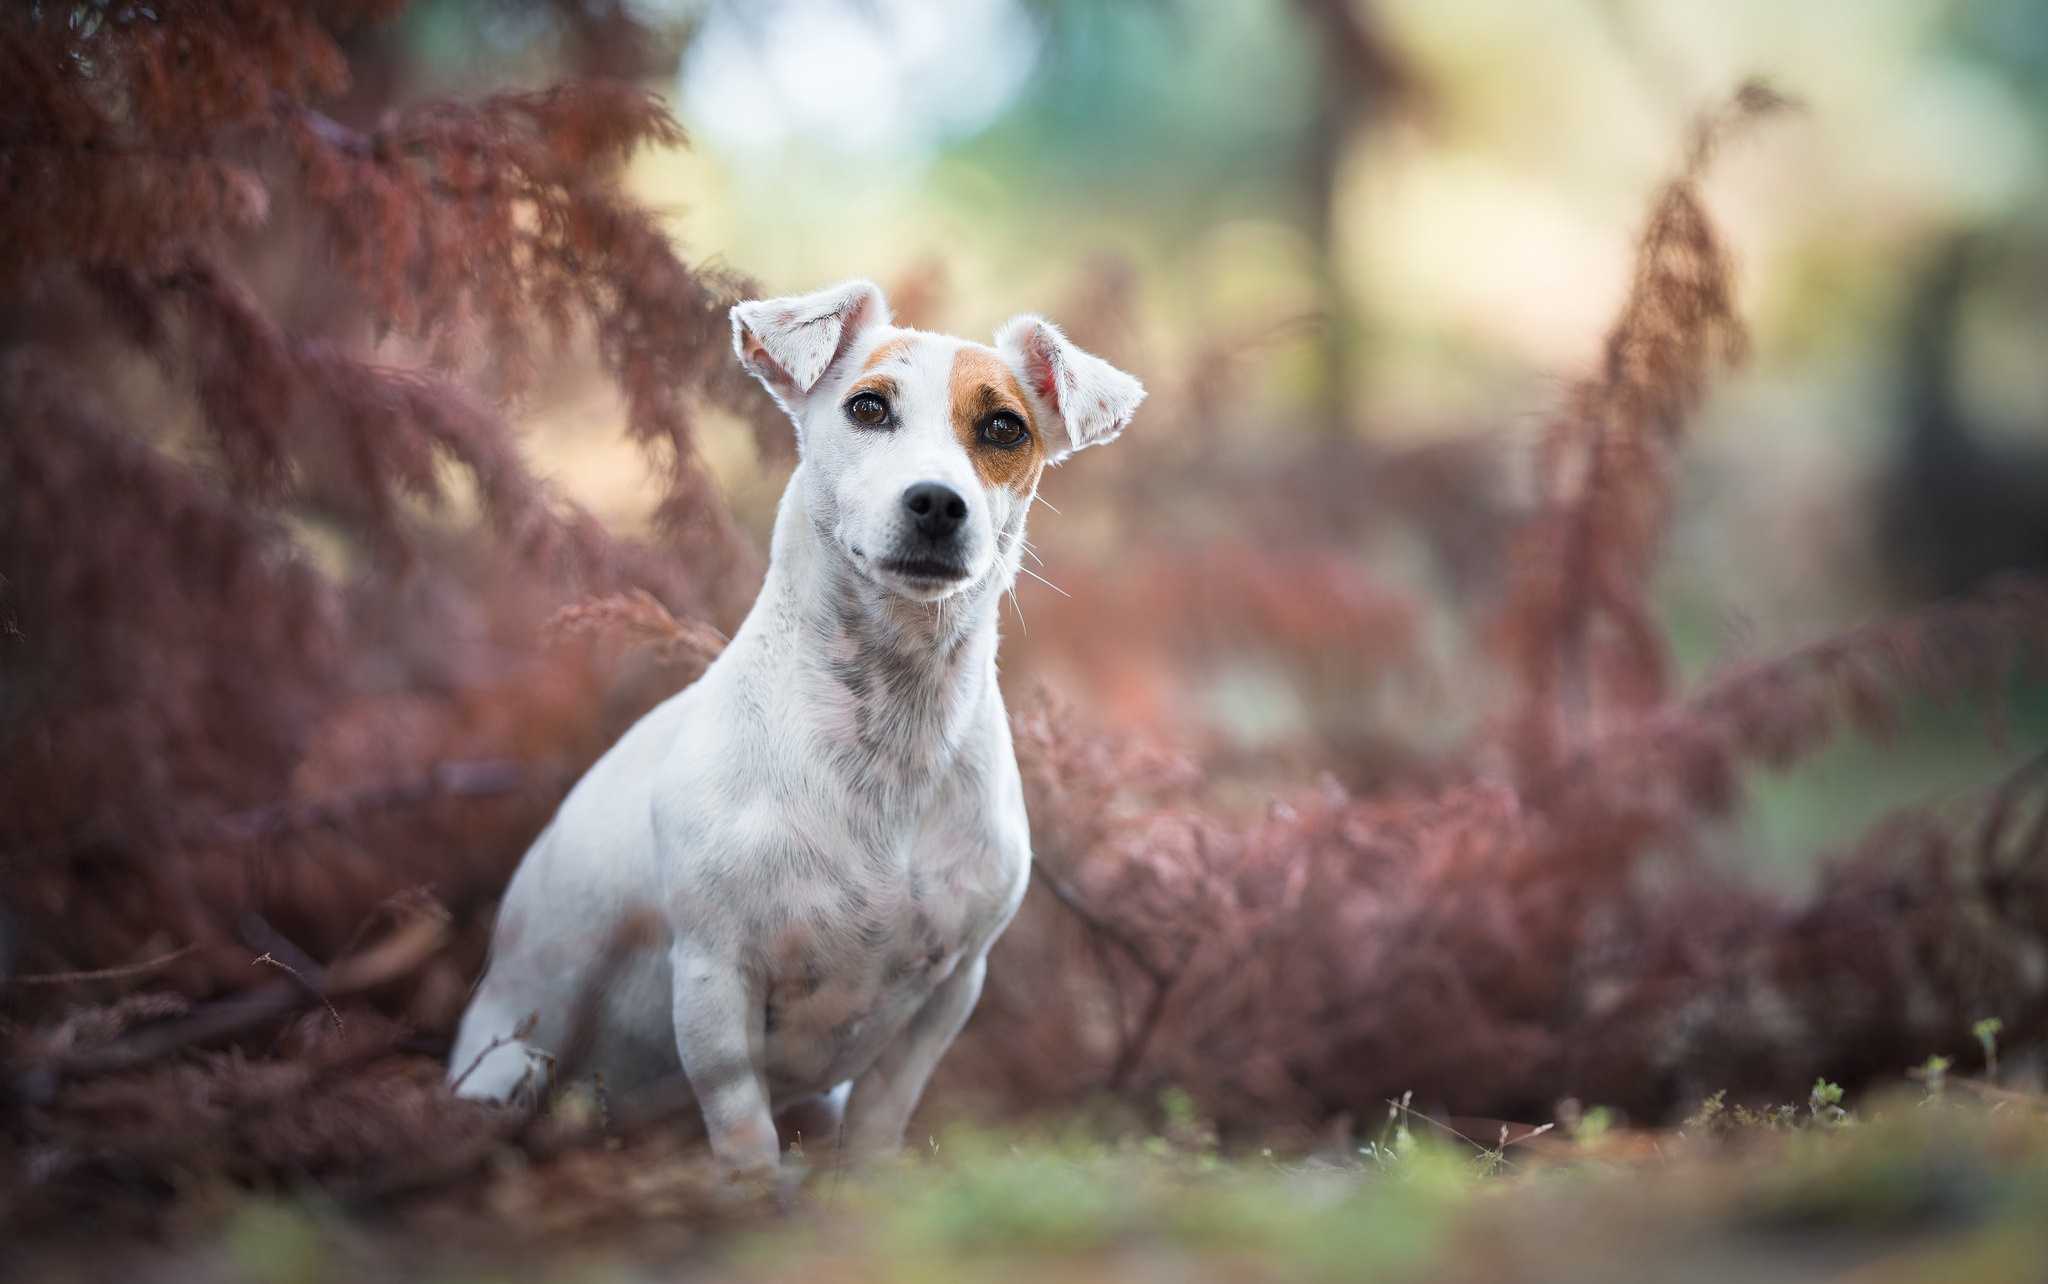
top-left (448, 279), bottom-right (1144, 1175)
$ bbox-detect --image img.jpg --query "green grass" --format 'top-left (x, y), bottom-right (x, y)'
top-left (102, 1084), bottom-right (2048, 1284)
top-left (762, 1128), bottom-right (1467, 1283)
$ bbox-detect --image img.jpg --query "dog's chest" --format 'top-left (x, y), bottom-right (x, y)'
top-left (754, 828), bottom-right (1018, 1094)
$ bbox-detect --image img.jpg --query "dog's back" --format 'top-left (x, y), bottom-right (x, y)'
top-left (449, 688), bottom-right (692, 1100)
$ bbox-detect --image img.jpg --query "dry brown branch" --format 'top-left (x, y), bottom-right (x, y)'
top-left (1030, 863), bottom-right (1171, 986)
top-left (43, 906), bottom-right (449, 1079)
top-left (4, 946), bottom-right (198, 990)
top-left (448, 1012), bottom-right (541, 1097)
top-left (338, 909), bottom-right (670, 1208)
top-left (253, 953), bottom-right (346, 1033)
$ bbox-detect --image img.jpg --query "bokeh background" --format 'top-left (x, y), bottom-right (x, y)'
top-left (7, 0), bottom-right (2048, 1258)
top-left (516, 0), bottom-right (2048, 879)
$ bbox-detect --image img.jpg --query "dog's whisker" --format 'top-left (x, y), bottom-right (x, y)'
top-left (1000, 524), bottom-right (1043, 571)
top-left (1032, 495), bottom-right (1061, 516)
top-left (1016, 565), bottom-right (1071, 598)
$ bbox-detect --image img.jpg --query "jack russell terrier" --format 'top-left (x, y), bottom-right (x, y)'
top-left (448, 279), bottom-right (1145, 1176)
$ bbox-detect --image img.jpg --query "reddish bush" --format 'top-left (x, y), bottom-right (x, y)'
top-left (931, 82), bottom-right (2048, 1139)
top-left (0, 1), bottom-right (755, 999)
top-left (2, 11), bottom-right (2044, 1242)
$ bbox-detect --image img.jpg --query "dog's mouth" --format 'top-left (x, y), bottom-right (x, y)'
top-left (877, 555), bottom-right (972, 585)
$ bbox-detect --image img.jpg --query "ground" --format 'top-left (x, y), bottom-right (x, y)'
top-left (15, 1081), bottom-right (2047, 1283)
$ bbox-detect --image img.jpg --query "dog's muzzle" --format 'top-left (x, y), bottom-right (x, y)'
top-left (882, 482), bottom-right (972, 584)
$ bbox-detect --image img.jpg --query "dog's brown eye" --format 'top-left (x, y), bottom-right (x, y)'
top-left (846, 392), bottom-right (891, 427)
top-left (981, 412), bottom-right (1028, 449)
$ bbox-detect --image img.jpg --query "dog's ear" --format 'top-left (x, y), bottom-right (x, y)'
top-left (995, 316), bottom-right (1145, 462)
top-left (731, 279), bottom-right (891, 413)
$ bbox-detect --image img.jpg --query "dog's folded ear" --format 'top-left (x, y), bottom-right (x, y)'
top-left (994, 316), bottom-right (1145, 462)
top-left (731, 279), bottom-right (891, 412)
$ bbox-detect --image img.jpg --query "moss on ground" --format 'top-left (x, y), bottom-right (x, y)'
top-left (29, 1084), bottom-right (2043, 1284)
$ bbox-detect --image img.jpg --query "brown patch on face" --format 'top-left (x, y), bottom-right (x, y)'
top-left (845, 371), bottom-right (899, 403)
top-left (861, 336), bottom-right (912, 372)
top-left (949, 346), bottom-right (1044, 494)
top-left (834, 337), bottom-right (914, 406)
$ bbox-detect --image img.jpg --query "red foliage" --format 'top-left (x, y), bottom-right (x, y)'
top-left (949, 583), bottom-right (2048, 1138)
top-left (0, 0), bottom-right (750, 996)
top-left (2, 24), bottom-right (2046, 1245)
top-left (1495, 81), bottom-right (1797, 777)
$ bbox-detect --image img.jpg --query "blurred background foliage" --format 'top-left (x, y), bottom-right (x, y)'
top-left (385, 0), bottom-right (2048, 883)
top-left (10, 2), bottom-right (2048, 1265)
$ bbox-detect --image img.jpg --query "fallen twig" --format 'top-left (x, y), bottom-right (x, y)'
top-left (4, 944), bottom-right (196, 988)
top-left (1030, 862), bottom-right (1170, 984)
top-left (253, 953), bottom-right (344, 1033)
top-left (447, 1012), bottom-right (540, 1096)
top-left (43, 909), bottom-right (448, 1078)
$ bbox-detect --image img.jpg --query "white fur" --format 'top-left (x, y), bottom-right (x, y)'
top-left (732, 278), bottom-right (890, 411)
top-left (995, 314), bottom-right (1146, 458)
top-left (449, 280), bottom-right (1145, 1176)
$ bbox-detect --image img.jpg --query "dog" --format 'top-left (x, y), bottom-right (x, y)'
top-left (447, 278), bottom-right (1144, 1176)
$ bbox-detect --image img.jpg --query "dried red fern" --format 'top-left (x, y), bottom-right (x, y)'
top-left (0, 2), bottom-right (760, 991)
top-left (947, 573), bottom-right (2048, 1137)
top-left (7, 47), bottom-right (2048, 1247)
top-left (1497, 81), bottom-right (1798, 776)
top-left (935, 84), bottom-right (2048, 1139)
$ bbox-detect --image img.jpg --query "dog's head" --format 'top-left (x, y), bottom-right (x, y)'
top-left (732, 279), bottom-right (1144, 601)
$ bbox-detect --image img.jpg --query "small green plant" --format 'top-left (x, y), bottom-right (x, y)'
top-left (1361, 1091), bottom-right (1417, 1171)
top-left (1470, 1121), bottom-right (1555, 1176)
top-left (1730, 1102), bottom-right (1802, 1131)
top-left (1472, 1128), bottom-right (1510, 1178)
top-left (1809, 1079), bottom-right (1848, 1127)
top-left (1684, 1090), bottom-right (1728, 1135)
top-left (1911, 1054), bottom-right (1952, 1101)
top-left (1973, 1017), bottom-right (2004, 1079)
top-left (1686, 1086), bottom-right (1843, 1136)
top-left (1157, 1085), bottom-right (1219, 1154)
top-left (1573, 1105), bottom-right (1617, 1145)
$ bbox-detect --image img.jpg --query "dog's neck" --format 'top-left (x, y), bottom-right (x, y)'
top-left (754, 464), bottom-right (1024, 804)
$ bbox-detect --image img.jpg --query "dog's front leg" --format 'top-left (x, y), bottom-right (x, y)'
top-left (841, 954), bottom-right (987, 1161)
top-left (670, 945), bottom-right (779, 1178)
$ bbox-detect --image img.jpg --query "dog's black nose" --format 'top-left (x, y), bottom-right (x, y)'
top-left (902, 482), bottom-right (967, 540)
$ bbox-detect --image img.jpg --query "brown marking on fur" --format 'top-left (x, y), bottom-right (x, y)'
top-left (769, 922), bottom-right (812, 964)
top-left (781, 975), bottom-right (872, 1045)
top-left (765, 923), bottom-right (826, 996)
top-left (861, 336), bottom-right (913, 371)
top-left (846, 372), bottom-right (900, 402)
top-left (950, 346), bottom-right (1044, 494)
